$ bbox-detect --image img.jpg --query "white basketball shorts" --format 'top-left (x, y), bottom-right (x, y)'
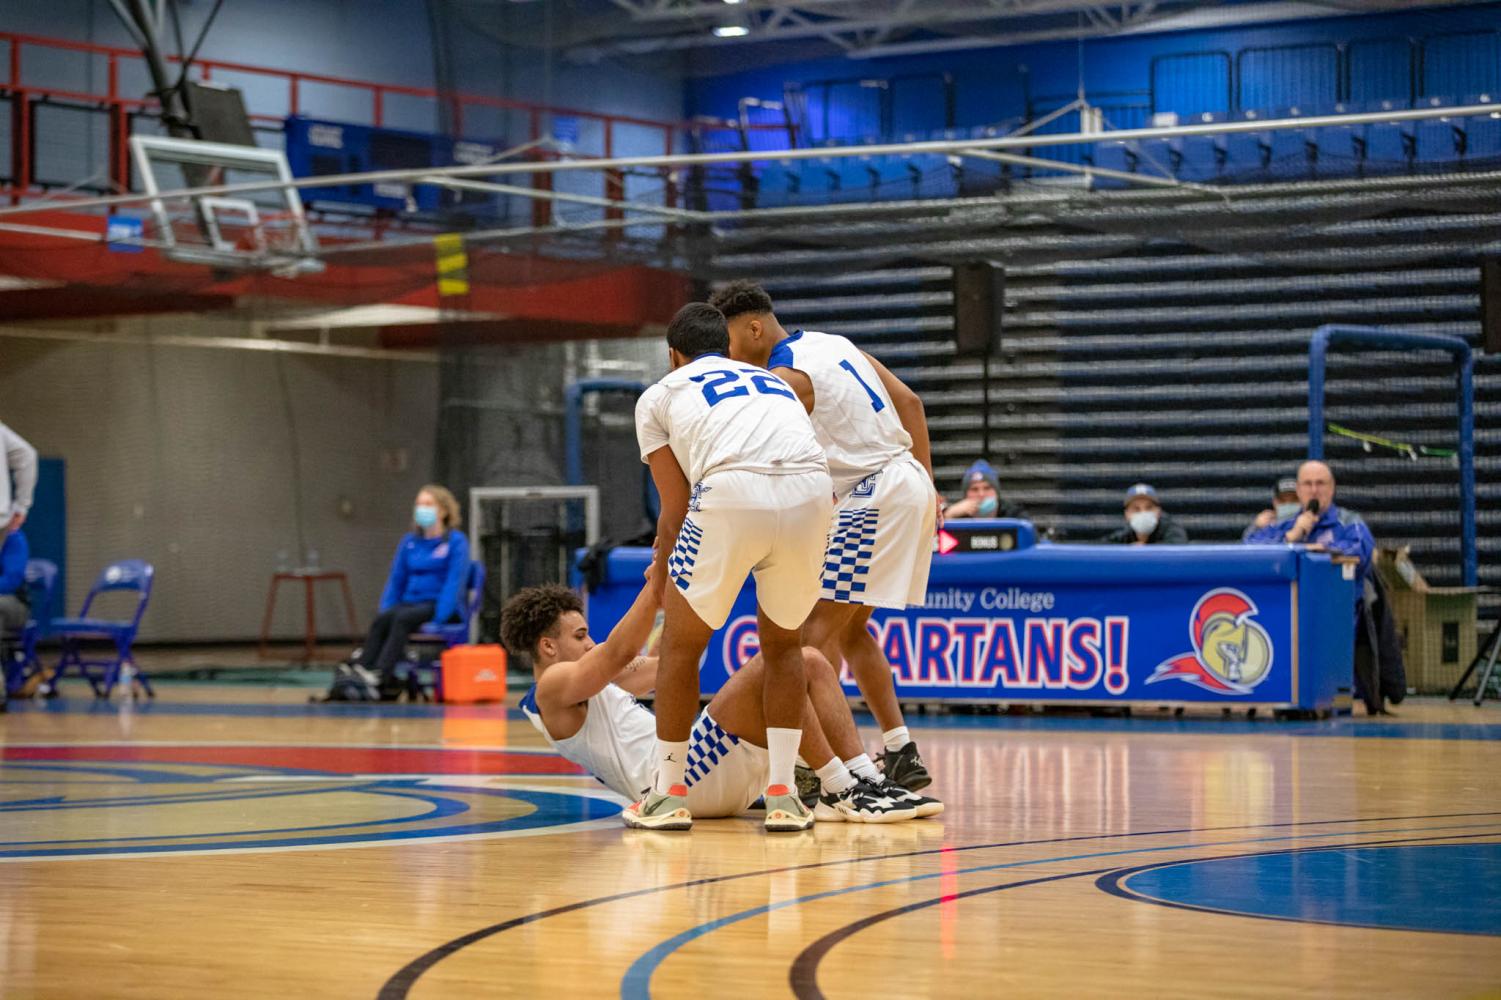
top-left (671, 707), bottom-right (769, 817)
top-left (821, 455), bottom-right (936, 610)
top-left (667, 468), bottom-right (834, 630)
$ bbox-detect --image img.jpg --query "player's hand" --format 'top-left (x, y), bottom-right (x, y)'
top-left (1253, 509), bottom-right (1275, 529)
top-left (1285, 510), bottom-right (1318, 543)
top-left (4, 511), bottom-right (23, 534)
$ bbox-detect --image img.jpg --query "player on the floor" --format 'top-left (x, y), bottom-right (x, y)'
top-left (632, 302), bottom-right (835, 832)
top-left (713, 280), bottom-right (940, 793)
top-left (501, 578), bottom-right (936, 825)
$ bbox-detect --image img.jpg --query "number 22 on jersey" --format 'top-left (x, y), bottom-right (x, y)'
top-left (690, 367), bottom-right (798, 406)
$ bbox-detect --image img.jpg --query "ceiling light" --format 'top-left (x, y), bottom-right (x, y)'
top-left (713, 24), bottom-right (749, 36)
top-left (721, 0), bottom-right (746, 4)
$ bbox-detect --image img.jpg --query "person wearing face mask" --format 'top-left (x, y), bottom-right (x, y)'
top-left (943, 460), bottom-right (1029, 520)
top-left (353, 483), bottom-right (470, 700)
top-left (1101, 483), bottom-right (1189, 545)
top-left (1243, 477), bottom-right (1302, 541)
top-left (1244, 460), bottom-right (1374, 587)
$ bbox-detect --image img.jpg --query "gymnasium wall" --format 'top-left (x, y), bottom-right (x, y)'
top-left (0, 325), bottom-right (439, 643)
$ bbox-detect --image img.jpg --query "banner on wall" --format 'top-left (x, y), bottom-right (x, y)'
top-left (710, 581), bottom-right (1292, 704)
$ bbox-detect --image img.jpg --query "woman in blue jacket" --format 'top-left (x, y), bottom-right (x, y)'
top-left (358, 484), bottom-right (469, 698)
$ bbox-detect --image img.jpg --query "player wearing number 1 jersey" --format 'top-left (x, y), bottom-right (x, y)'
top-left (714, 281), bottom-right (940, 794)
top-left (630, 302), bottom-right (834, 832)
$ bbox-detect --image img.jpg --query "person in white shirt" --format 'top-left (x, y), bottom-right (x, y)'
top-left (503, 574), bottom-right (936, 826)
top-left (713, 281), bottom-right (940, 794)
top-left (631, 302), bottom-right (834, 832)
top-left (0, 421), bottom-right (38, 535)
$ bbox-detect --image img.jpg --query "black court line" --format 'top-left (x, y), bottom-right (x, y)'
top-left (375, 812), bottom-right (1501, 999)
top-left (786, 830), bottom-right (1501, 1000)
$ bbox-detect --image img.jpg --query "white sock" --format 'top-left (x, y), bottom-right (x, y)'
top-left (765, 727), bottom-right (802, 793)
top-left (795, 755), bottom-right (810, 768)
top-left (882, 726), bottom-right (911, 752)
top-left (653, 739), bottom-right (689, 795)
top-left (845, 753), bottom-right (880, 782)
top-left (815, 758), bottom-right (855, 796)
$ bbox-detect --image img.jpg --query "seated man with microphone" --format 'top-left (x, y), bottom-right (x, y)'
top-left (1243, 459), bottom-right (1374, 588)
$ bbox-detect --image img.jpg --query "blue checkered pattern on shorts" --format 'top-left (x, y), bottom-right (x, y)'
top-left (667, 518), bottom-right (704, 591)
top-left (822, 507), bottom-right (879, 601)
top-left (683, 712), bottom-right (739, 789)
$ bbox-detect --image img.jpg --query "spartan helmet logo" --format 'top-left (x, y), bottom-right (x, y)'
top-left (1147, 588), bottom-right (1274, 695)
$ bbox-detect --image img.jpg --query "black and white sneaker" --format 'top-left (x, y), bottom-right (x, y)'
top-left (794, 762), bottom-right (821, 806)
top-left (815, 777), bottom-right (918, 824)
top-left (875, 776), bottom-right (944, 818)
top-left (880, 741), bottom-right (932, 792)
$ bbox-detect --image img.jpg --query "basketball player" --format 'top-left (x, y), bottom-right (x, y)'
top-left (502, 575), bottom-right (933, 825)
top-left (632, 302), bottom-right (834, 831)
top-left (712, 281), bottom-right (939, 793)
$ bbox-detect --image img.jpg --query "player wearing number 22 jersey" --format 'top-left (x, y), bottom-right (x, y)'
top-left (714, 280), bottom-right (941, 795)
top-left (628, 302), bottom-right (834, 833)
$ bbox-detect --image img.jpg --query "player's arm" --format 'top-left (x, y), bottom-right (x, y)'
top-left (646, 445), bottom-right (691, 590)
top-left (612, 655), bottom-right (660, 697)
top-left (861, 351), bottom-right (933, 480)
top-left (535, 570), bottom-right (662, 711)
top-left (769, 366), bottom-right (816, 415)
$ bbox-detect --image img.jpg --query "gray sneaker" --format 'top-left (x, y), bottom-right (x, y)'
top-left (622, 786), bottom-right (693, 831)
top-left (764, 788), bottom-right (815, 832)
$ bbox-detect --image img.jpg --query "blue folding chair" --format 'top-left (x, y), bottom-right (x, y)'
top-left (402, 560), bottom-right (486, 702)
top-left (49, 559), bottom-right (155, 698)
top-left (4, 559), bottom-right (58, 695)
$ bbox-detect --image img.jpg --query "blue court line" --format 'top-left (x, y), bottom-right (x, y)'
top-left (0, 784), bottom-right (468, 847)
top-left (375, 810), bottom-right (1501, 1000)
top-left (8, 698), bottom-right (1499, 740)
top-left (785, 835), bottom-right (1501, 998)
top-left (0, 776), bottom-right (392, 814)
top-left (1098, 842), bottom-right (1501, 938)
top-left (0, 787), bottom-right (618, 859)
top-left (618, 822), bottom-right (1501, 999)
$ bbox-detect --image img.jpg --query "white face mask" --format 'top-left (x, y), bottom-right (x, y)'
top-left (1128, 510), bottom-right (1159, 537)
top-left (1275, 501), bottom-right (1302, 520)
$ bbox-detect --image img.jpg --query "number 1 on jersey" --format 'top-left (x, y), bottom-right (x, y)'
top-left (839, 359), bottom-right (887, 412)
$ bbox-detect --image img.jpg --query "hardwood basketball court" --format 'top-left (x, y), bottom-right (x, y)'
top-left (2, 687), bottom-right (1499, 998)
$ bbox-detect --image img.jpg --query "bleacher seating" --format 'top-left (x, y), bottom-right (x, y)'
top-left (718, 167), bottom-right (1501, 618)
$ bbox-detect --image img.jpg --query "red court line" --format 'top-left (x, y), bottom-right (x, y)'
top-left (2, 745), bottom-right (586, 776)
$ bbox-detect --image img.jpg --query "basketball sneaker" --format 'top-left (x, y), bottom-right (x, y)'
top-left (622, 786), bottom-right (692, 831)
top-left (794, 762), bottom-right (820, 805)
top-left (880, 741), bottom-right (932, 792)
top-left (874, 776), bottom-right (944, 818)
top-left (763, 785), bottom-right (815, 832)
top-left (817, 778), bottom-right (918, 824)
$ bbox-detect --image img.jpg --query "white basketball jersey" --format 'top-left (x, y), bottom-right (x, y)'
top-left (635, 352), bottom-right (827, 485)
top-left (767, 330), bottom-right (913, 497)
top-left (520, 682), bottom-right (654, 800)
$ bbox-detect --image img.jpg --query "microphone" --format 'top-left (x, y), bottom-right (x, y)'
top-left (1305, 499), bottom-right (1321, 516)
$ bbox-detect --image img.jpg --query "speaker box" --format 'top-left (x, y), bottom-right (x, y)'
top-left (1483, 257), bottom-right (1501, 355)
top-left (952, 261), bottom-right (1005, 357)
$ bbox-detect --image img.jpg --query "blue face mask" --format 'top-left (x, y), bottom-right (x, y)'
top-left (1275, 501), bottom-right (1302, 520)
top-left (978, 496), bottom-right (999, 516)
top-left (414, 505), bottom-right (439, 529)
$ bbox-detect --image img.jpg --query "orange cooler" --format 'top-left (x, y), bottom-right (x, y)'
top-left (439, 644), bottom-right (508, 703)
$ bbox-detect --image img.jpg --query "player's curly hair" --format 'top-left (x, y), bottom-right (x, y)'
top-left (707, 280), bottom-right (775, 321)
top-left (499, 584), bottom-right (584, 664)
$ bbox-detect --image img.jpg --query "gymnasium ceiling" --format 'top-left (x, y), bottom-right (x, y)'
top-left (467, 0), bottom-right (1489, 65)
